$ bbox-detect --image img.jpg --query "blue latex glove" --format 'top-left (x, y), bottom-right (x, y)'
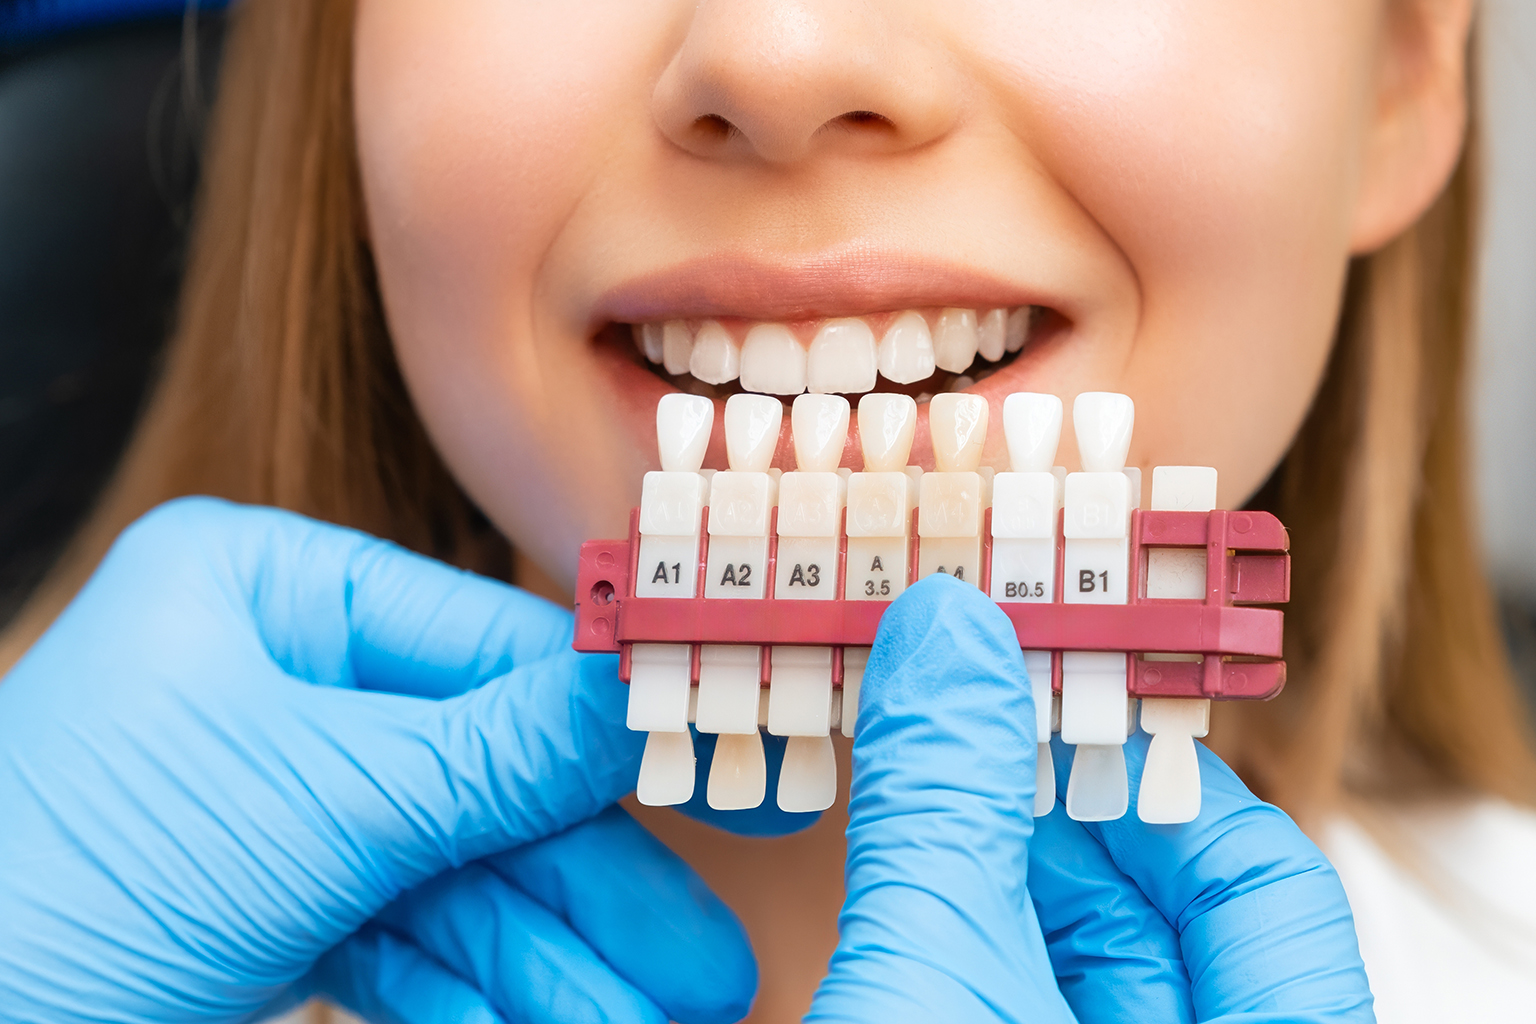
top-left (807, 573), bottom-right (1375, 1023)
top-left (0, 498), bottom-right (755, 1024)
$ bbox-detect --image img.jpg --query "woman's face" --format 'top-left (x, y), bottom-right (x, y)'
top-left (353, 0), bottom-right (1457, 588)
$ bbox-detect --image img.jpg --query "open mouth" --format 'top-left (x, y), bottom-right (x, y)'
top-left (610, 304), bottom-right (1063, 403)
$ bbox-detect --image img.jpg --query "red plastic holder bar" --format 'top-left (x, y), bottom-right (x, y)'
top-left (573, 506), bottom-right (1290, 702)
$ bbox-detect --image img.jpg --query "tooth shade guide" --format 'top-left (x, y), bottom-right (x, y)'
top-left (578, 393), bottom-right (1289, 819)
top-left (1059, 392), bottom-right (1136, 820)
top-left (1136, 465), bottom-right (1219, 824)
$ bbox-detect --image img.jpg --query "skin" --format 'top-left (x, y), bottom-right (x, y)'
top-left (353, 0), bottom-right (1472, 1017)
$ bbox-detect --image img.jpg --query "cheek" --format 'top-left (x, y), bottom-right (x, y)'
top-left (973, 2), bottom-right (1378, 498)
top-left (354, 0), bottom-right (670, 580)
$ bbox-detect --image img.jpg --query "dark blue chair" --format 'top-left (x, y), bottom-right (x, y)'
top-left (0, 1), bottom-right (227, 623)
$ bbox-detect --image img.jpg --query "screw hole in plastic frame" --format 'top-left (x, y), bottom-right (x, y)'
top-left (590, 580), bottom-right (615, 606)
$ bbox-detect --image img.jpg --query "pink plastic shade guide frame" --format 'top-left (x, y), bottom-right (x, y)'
top-left (573, 505), bottom-right (1289, 701)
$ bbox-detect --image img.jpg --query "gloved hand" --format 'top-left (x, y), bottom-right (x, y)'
top-left (0, 498), bottom-right (755, 1024)
top-left (807, 573), bottom-right (1375, 1023)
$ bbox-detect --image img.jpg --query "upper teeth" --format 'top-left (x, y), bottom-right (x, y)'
top-left (633, 306), bottom-right (1034, 396)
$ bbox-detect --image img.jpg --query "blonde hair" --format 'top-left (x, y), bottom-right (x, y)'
top-left (4, 0), bottom-right (1533, 823)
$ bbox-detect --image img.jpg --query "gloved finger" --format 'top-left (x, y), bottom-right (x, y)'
top-left (114, 497), bottom-right (572, 698)
top-left (303, 924), bottom-right (506, 1024)
top-left (486, 805), bottom-right (757, 1024)
top-left (266, 646), bottom-right (643, 885)
top-left (375, 863), bottom-right (665, 1024)
top-left (808, 574), bottom-right (1073, 1022)
top-left (1029, 804), bottom-right (1193, 1022)
top-left (1049, 734), bottom-right (1374, 1022)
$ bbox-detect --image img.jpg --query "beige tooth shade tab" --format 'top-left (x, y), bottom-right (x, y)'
top-left (791, 394), bottom-right (851, 473)
top-left (928, 393), bottom-right (989, 473)
top-left (856, 393), bottom-right (918, 472)
top-left (723, 393), bottom-right (783, 473)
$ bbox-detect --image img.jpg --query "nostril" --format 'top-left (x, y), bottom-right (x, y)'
top-left (825, 110), bottom-right (896, 135)
top-left (693, 113), bottom-right (738, 141)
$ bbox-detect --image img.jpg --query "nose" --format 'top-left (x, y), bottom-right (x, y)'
top-left (652, 0), bottom-right (961, 165)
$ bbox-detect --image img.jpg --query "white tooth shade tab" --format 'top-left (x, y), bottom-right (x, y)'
top-left (689, 320), bottom-right (740, 385)
top-left (1003, 392), bottom-right (1064, 473)
top-left (1073, 392), bottom-right (1135, 472)
top-left (1065, 744), bottom-right (1129, 822)
top-left (1149, 465), bottom-right (1219, 513)
top-left (1060, 391), bottom-right (1135, 822)
top-left (857, 393), bottom-right (918, 472)
top-left (635, 323), bottom-right (665, 363)
top-left (928, 393), bottom-right (989, 473)
top-left (1005, 308), bottom-right (1031, 353)
top-left (808, 318), bottom-right (878, 394)
top-left (662, 320), bottom-right (693, 375)
top-left (978, 309), bottom-right (1008, 362)
top-left (707, 732), bottom-right (767, 810)
top-left (791, 394), bottom-right (851, 473)
top-left (655, 393), bottom-right (714, 472)
top-left (723, 393), bottom-right (782, 473)
top-left (1136, 463), bottom-right (1218, 824)
top-left (933, 308), bottom-right (980, 374)
top-left (778, 735), bottom-right (837, 812)
top-left (740, 323), bottom-right (808, 395)
top-left (1137, 698), bottom-right (1209, 824)
top-left (877, 312), bottom-right (936, 385)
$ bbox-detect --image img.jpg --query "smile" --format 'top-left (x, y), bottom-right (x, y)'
top-left (623, 305), bottom-right (1053, 402)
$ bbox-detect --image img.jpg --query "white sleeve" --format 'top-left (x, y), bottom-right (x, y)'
top-left (1321, 799), bottom-right (1536, 1024)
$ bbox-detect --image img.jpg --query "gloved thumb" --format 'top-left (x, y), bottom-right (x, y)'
top-left (808, 574), bottom-right (1073, 1023)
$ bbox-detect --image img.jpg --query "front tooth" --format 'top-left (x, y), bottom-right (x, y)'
top-left (877, 312), bottom-right (936, 385)
top-left (791, 394), bottom-right (850, 472)
top-left (978, 309), bottom-right (1008, 361)
top-left (807, 318), bottom-right (877, 394)
top-left (724, 393), bottom-right (782, 472)
top-left (655, 393), bottom-right (715, 472)
top-left (662, 320), bottom-right (693, 375)
top-left (1072, 392), bottom-right (1135, 472)
top-left (740, 323), bottom-right (808, 395)
top-left (1003, 392), bottom-right (1063, 473)
top-left (635, 323), bottom-right (665, 363)
top-left (857, 393), bottom-right (918, 471)
top-left (928, 393), bottom-right (989, 473)
top-left (933, 308), bottom-right (980, 373)
top-left (689, 320), bottom-right (740, 385)
top-left (1005, 308), bottom-right (1031, 353)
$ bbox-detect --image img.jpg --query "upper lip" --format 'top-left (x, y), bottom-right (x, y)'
top-left (589, 245), bottom-right (1059, 331)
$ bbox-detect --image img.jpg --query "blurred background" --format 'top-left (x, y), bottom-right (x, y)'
top-left (1, 0), bottom-right (1533, 712)
top-left (1475, 0), bottom-right (1536, 707)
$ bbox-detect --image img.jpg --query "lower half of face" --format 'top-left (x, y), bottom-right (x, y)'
top-left (354, 0), bottom-right (1383, 591)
